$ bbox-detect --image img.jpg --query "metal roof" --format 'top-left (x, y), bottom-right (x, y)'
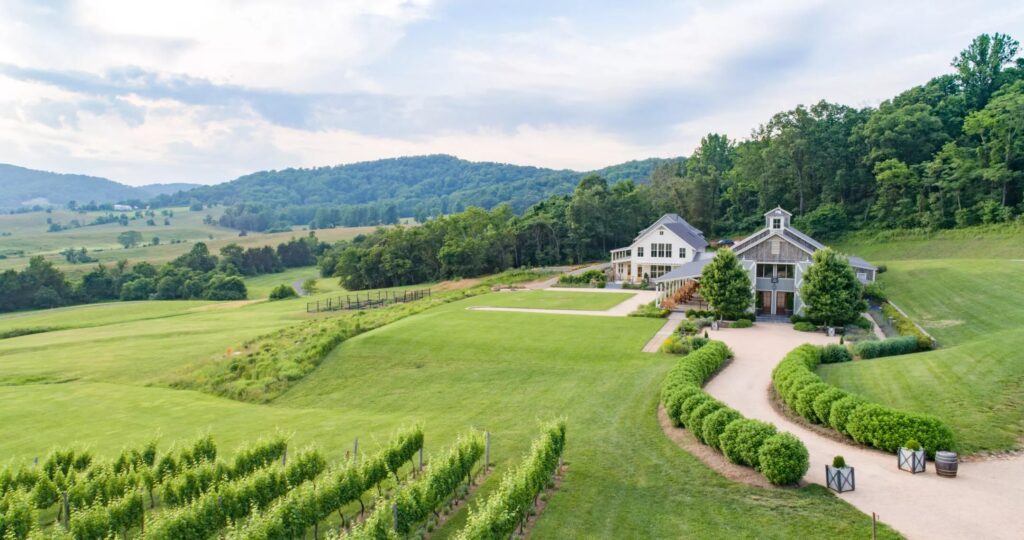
top-left (651, 253), bottom-right (713, 283)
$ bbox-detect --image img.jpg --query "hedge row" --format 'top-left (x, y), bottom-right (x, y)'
top-left (351, 433), bottom-right (485, 539)
top-left (457, 421), bottom-right (567, 540)
top-left (660, 342), bottom-right (809, 485)
top-left (224, 428), bottom-right (425, 539)
top-left (160, 436), bottom-right (288, 507)
top-left (854, 336), bottom-right (919, 359)
top-left (142, 449), bottom-right (326, 539)
top-left (881, 303), bottom-right (933, 350)
top-left (820, 344), bottom-right (852, 364)
top-left (0, 491), bottom-right (34, 540)
top-left (772, 344), bottom-right (954, 456)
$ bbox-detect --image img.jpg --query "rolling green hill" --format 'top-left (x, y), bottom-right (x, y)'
top-left (0, 163), bottom-right (201, 210)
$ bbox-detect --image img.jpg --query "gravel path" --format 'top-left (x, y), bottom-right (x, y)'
top-left (704, 324), bottom-right (1024, 540)
top-left (468, 288), bottom-right (656, 317)
top-left (642, 312), bottom-right (685, 352)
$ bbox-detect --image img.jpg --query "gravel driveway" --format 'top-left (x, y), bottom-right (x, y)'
top-left (704, 324), bottom-right (1024, 540)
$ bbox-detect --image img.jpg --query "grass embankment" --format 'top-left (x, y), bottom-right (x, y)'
top-left (823, 226), bottom-right (1024, 453)
top-left (0, 271), bottom-right (892, 538)
top-left (474, 290), bottom-right (634, 310)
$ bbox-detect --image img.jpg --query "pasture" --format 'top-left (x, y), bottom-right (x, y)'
top-left (474, 289), bottom-right (634, 310)
top-left (0, 290), bottom-right (891, 538)
top-left (0, 207), bottom-right (373, 277)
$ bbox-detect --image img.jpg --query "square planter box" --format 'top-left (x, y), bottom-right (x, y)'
top-left (898, 448), bottom-right (926, 474)
top-left (825, 465), bottom-right (855, 493)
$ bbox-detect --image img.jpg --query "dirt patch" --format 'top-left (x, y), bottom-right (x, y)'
top-left (434, 277), bottom-right (482, 291)
top-left (657, 404), bottom-right (778, 489)
top-left (188, 299), bottom-right (260, 312)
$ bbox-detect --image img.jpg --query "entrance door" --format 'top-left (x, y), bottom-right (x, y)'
top-left (774, 291), bottom-right (789, 316)
top-left (760, 291), bottom-right (773, 315)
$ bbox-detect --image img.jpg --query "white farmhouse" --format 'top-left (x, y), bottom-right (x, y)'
top-left (609, 213), bottom-right (710, 283)
top-left (648, 207), bottom-right (877, 318)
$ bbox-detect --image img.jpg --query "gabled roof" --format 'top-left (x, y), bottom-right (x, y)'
top-left (764, 206), bottom-right (792, 216)
top-left (635, 213), bottom-right (709, 249)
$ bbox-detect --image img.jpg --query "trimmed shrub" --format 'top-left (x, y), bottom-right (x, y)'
top-left (686, 309), bottom-right (715, 318)
top-left (701, 408), bottom-right (741, 451)
top-left (854, 336), bottom-right (919, 359)
top-left (689, 400), bottom-right (726, 443)
top-left (681, 393), bottom-right (715, 428)
top-left (845, 404), bottom-right (954, 457)
top-left (812, 388), bottom-right (849, 426)
top-left (820, 344), bottom-right (852, 364)
top-left (660, 334), bottom-right (689, 355)
top-left (828, 396), bottom-right (867, 435)
top-left (832, 455), bottom-right (846, 468)
top-left (719, 419), bottom-right (777, 468)
top-left (758, 433), bottom-right (809, 485)
top-left (730, 319), bottom-right (753, 328)
top-left (793, 321), bottom-right (816, 332)
top-left (794, 382), bottom-right (832, 423)
top-left (664, 386), bottom-right (702, 427)
top-left (774, 343), bottom-right (955, 455)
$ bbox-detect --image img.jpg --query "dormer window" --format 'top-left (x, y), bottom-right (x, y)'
top-left (772, 218), bottom-right (782, 229)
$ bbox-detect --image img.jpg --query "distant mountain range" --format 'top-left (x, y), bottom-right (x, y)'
top-left (1, 155), bottom-right (679, 215)
top-left (0, 164), bottom-right (201, 210)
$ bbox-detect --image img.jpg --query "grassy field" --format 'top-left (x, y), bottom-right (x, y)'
top-left (0, 207), bottom-right (374, 277)
top-left (821, 228), bottom-right (1024, 453)
top-left (0, 291), bottom-right (894, 538)
top-left (475, 289), bottom-right (634, 310)
top-left (242, 266), bottom-right (344, 299)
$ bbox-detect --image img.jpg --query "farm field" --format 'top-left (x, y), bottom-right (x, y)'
top-left (241, 266), bottom-right (342, 299)
top-left (822, 229), bottom-right (1024, 453)
top-left (475, 289), bottom-right (634, 310)
top-left (0, 207), bottom-right (374, 277)
top-left (0, 290), bottom-right (894, 538)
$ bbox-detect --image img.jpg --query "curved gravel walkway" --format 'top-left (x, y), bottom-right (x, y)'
top-left (704, 324), bottom-right (1024, 540)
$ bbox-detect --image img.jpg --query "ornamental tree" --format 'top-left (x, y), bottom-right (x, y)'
top-left (700, 249), bottom-right (752, 319)
top-left (799, 248), bottom-right (867, 326)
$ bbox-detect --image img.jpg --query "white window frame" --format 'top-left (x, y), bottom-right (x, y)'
top-left (679, 247), bottom-right (686, 259)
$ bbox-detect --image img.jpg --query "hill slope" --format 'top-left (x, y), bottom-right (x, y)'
top-left (0, 164), bottom-right (145, 210)
top-left (156, 154), bottom-right (677, 218)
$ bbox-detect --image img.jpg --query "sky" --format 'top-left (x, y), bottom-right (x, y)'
top-left (0, 1), bottom-right (1022, 186)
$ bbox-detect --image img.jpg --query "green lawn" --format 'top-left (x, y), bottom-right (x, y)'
top-left (474, 290), bottom-right (634, 310)
top-left (0, 293), bottom-right (895, 538)
top-left (820, 229), bottom-right (1024, 453)
top-left (242, 266), bottom-right (344, 299)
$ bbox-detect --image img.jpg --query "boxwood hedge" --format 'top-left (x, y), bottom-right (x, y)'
top-left (661, 341), bottom-right (810, 485)
top-left (854, 336), bottom-right (919, 359)
top-left (772, 344), bottom-right (955, 456)
top-left (757, 433), bottom-right (809, 485)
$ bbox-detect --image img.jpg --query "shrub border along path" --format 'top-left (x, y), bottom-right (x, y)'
top-left (700, 323), bottom-right (1024, 540)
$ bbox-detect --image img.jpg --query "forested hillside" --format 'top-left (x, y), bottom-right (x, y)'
top-left (0, 164), bottom-right (141, 210)
top-left (153, 155), bottom-right (677, 230)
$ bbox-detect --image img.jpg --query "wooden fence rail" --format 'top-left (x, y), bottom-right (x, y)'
top-left (306, 288), bottom-right (431, 313)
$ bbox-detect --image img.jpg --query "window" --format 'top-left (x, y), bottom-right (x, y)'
top-left (659, 230), bottom-right (664, 235)
top-left (649, 264), bottom-right (673, 278)
top-left (637, 247), bottom-right (644, 257)
top-left (771, 239), bottom-right (781, 255)
top-left (756, 264), bottom-right (794, 279)
top-left (651, 243), bottom-right (672, 257)
top-left (756, 264), bottom-right (773, 278)
top-left (772, 218), bottom-right (782, 229)
top-left (679, 247), bottom-right (687, 258)
top-left (776, 265), bottom-right (793, 279)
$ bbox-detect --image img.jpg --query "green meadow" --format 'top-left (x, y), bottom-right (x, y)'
top-left (0, 290), bottom-right (894, 538)
top-left (823, 228), bottom-right (1024, 453)
top-left (474, 289), bottom-right (634, 310)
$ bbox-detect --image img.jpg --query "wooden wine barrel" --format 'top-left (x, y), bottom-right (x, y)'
top-left (935, 451), bottom-right (958, 478)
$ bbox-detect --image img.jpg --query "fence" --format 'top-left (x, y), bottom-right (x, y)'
top-left (306, 288), bottom-right (431, 313)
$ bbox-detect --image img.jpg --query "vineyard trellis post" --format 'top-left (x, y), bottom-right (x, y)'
top-left (419, 446), bottom-right (424, 471)
top-left (485, 431), bottom-right (491, 469)
top-left (354, 438), bottom-right (359, 464)
top-left (282, 447), bottom-right (287, 466)
top-left (392, 503), bottom-right (399, 533)
top-left (61, 490), bottom-right (69, 530)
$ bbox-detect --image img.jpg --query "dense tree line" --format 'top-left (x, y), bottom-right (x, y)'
top-left (0, 235), bottom-right (326, 313)
top-left (153, 155), bottom-right (672, 230)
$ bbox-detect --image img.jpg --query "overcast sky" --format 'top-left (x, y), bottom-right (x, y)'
top-left (1, 1), bottom-right (1022, 185)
